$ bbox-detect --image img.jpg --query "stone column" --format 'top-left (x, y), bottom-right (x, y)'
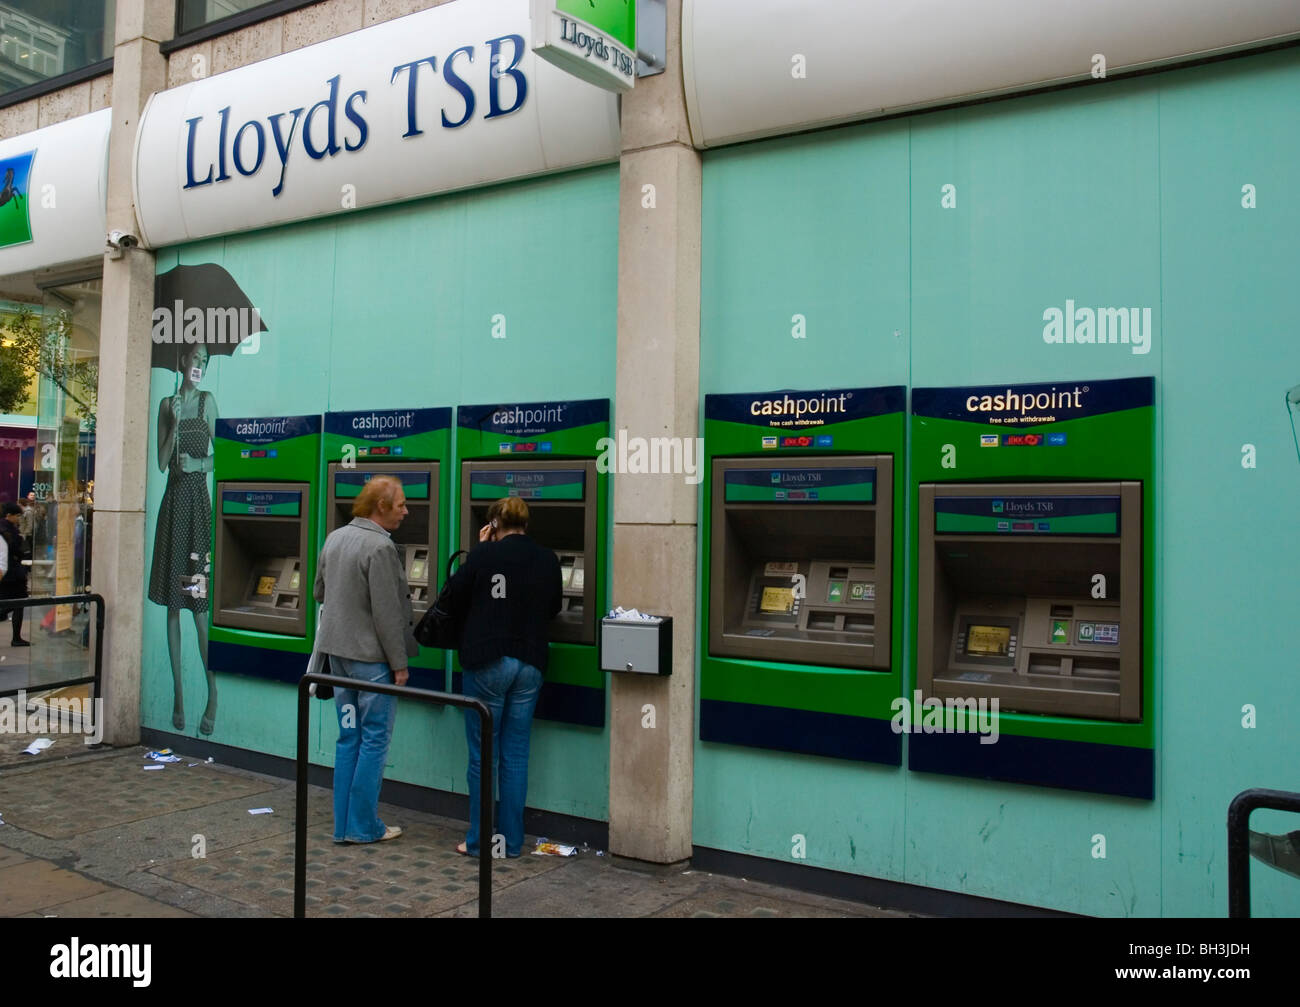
top-left (92, 0), bottom-right (170, 745)
top-left (608, 0), bottom-right (702, 864)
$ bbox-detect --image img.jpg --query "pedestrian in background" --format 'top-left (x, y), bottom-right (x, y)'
top-left (443, 496), bottom-right (561, 857)
top-left (0, 502), bottom-right (30, 647)
top-left (313, 475), bottom-right (416, 844)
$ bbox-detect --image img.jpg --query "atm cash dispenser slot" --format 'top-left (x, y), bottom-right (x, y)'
top-left (326, 463), bottom-right (440, 615)
top-left (918, 482), bottom-right (1141, 721)
top-left (461, 460), bottom-right (598, 645)
top-left (214, 483), bottom-right (312, 635)
top-left (709, 456), bottom-right (892, 670)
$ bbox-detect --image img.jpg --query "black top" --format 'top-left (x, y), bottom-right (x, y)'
top-left (444, 534), bottom-right (562, 674)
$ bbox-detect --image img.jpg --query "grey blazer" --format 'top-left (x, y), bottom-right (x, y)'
top-left (313, 517), bottom-right (418, 670)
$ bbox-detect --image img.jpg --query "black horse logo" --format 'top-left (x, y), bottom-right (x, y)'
top-left (0, 167), bottom-right (23, 210)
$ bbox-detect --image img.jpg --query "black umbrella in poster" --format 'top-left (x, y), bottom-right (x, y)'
top-left (153, 263), bottom-right (269, 389)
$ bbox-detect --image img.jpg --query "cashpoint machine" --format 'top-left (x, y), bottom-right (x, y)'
top-left (323, 407), bottom-right (452, 690)
top-left (455, 399), bottom-right (609, 727)
top-left (910, 377), bottom-right (1155, 798)
top-left (700, 386), bottom-right (906, 765)
top-left (210, 414), bottom-right (321, 682)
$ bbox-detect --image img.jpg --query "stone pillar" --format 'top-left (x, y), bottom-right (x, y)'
top-left (92, 0), bottom-right (170, 745)
top-left (608, 0), bottom-right (702, 864)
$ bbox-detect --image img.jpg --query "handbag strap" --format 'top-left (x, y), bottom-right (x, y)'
top-left (444, 549), bottom-right (468, 582)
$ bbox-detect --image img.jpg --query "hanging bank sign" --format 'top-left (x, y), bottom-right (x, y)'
top-left (530, 0), bottom-right (636, 92)
top-left (133, 0), bottom-right (619, 248)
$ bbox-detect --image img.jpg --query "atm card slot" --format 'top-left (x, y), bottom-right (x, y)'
top-left (1026, 653), bottom-right (1065, 676)
top-left (1073, 657), bottom-right (1121, 680)
top-left (842, 614), bottom-right (874, 635)
top-left (806, 611), bottom-right (837, 631)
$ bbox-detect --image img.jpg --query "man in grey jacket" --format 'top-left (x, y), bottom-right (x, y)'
top-left (314, 475), bottom-right (417, 844)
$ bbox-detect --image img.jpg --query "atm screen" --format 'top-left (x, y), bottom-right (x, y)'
top-left (570, 565), bottom-right (584, 591)
top-left (409, 559), bottom-right (426, 581)
top-left (966, 624), bottom-right (1011, 657)
top-left (760, 586), bottom-right (795, 615)
top-left (560, 556), bottom-right (575, 587)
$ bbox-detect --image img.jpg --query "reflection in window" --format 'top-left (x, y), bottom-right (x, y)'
top-left (0, 1), bottom-right (114, 98)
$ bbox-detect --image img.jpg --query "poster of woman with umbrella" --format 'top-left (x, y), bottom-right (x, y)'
top-left (150, 264), bottom-right (266, 735)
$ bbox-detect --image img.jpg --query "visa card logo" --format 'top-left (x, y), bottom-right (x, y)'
top-left (996, 520), bottom-right (1009, 530)
top-left (980, 434), bottom-right (999, 447)
top-left (1047, 432), bottom-right (1067, 446)
top-left (774, 490), bottom-right (786, 499)
top-left (761, 436), bottom-right (778, 449)
top-left (240, 450), bottom-right (250, 458)
top-left (498, 443), bottom-right (513, 453)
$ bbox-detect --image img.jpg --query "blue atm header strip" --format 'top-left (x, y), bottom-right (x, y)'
top-left (216, 414), bottom-right (320, 445)
top-left (458, 399), bottom-right (609, 437)
top-left (323, 407), bottom-right (451, 439)
top-left (706, 386), bottom-right (905, 426)
top-left (912, 377), bottom-right (1153, 425)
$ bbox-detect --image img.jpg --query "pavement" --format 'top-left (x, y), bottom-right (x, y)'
top-left (0, 732), bottom-right (916, 919)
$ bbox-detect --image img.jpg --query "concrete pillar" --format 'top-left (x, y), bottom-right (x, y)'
top-left (92, 0), bottom-right (170, 745)
top-left (608, 0), bottom-right (701, 864)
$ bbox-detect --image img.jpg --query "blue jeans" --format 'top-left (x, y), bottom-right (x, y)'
top-left (331, 655), bottom-right (397, 843)
top-left (463, 656), bottom-right (542, 857)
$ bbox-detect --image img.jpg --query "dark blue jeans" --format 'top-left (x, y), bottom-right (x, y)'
top-left (331, 655), bottom-right (396, 843)
top-left (463, 656), bottom-right (542, 857)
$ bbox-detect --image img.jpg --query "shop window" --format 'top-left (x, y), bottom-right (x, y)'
top-left (0, 1), bottom-right (114, 103)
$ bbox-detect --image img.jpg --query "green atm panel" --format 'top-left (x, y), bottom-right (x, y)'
top-left (700, 386), bottom-right (905, 765)
top-left (209, 414), bottom-right (321, 684)
top-left (323, 407), bottom-right (452, 692)
top-left (910, 377), bottom-right (1155, 799)
top-left (455, 399), bottom-right (609, 728)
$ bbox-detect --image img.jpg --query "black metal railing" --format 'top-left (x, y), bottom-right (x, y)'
top-left (1227, 787), bottom-right (1300, 918)
top-left (0, 593), bottom-right (105, 702)
top-left (295, 673), bottom-right (494, 919)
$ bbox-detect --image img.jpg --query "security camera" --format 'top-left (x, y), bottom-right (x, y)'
top-left (106, 230), bottom-right (139, 258)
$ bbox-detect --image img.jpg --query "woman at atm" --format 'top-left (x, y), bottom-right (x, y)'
top-left (443, 496), bottom-right (562, 858)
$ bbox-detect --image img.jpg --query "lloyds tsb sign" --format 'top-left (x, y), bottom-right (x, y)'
top-left (183, 34), bottom-right (529, 198)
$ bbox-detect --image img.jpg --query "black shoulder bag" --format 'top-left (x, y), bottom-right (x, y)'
top-left (413, 550), bottom-right (468, 649)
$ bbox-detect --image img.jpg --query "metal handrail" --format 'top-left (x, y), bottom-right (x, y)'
top-left (295, 672), bottom-right (494, 919)
top-left (0, 593), bottom-right (105, 702)
top-left (1227, 787), bottom-right (1300, 918)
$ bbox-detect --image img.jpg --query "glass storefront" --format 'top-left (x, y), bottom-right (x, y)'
top-left (176, 0), bottom-right (297, 37)
top-left (0, 1), bottom-right (115, 100)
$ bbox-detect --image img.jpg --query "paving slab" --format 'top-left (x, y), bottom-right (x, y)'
top-left (0, 858), bottom-right (109, 915)
top-left (0, 749), bottom-right (275, 838)
top-left (152, 817), bottom-right (566, 917)
top-left (36, 887), bottom-right (197, 918)
top-left (69, 780), bottom-right (333, 875)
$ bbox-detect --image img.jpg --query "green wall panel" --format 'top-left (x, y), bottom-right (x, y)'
top-left (697, 48), bottom-right (1300, 917)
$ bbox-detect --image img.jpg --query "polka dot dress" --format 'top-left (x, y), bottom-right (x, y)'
top-left (148, 393), bottom-right (212, 612)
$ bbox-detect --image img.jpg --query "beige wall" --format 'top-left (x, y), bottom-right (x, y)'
top-left (166, 0), bottom-right (457, 86)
